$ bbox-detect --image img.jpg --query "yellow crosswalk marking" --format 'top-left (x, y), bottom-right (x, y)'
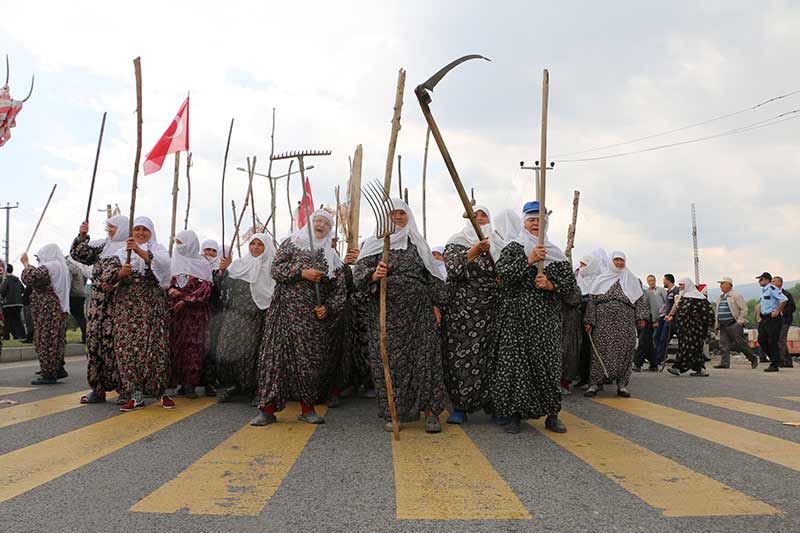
top-left (130, 403), bottom-right (327, 516)
top-left (0, 391), bottom-right (117, 429)
top-left (783, 397), bottom-right (800, 403)
top-left (0, 398), bottom-right (214, 504)
top-left (0, 387), bottom-right (35, 396)
top-left (595, 398), bottom-right (800, 472)
top-left (392, 415), bottom-right (530, 520)
top-left (690, 397), bottom-right (800, 423)
top-left (530, 411), bottom-right (778, 516)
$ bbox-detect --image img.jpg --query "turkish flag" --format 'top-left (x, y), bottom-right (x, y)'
top-left (297, 178), bottom-right (314, 229)
top-left (143, 97), bottom-right (189, 175)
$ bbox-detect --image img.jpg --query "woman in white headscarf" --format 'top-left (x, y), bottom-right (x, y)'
top-left (107, 216), bottom-right (174, 411)
top-left (251, 210), bottom-right (346, 427)
top-left (583, 251), bottom-right (650, 398)
top-left (491, 201), bottom-right (575, 435)
top-left (167, 229), bottom-right (213, 399)
top-left (70, 215), bottom-right (130, 403)
top-left (441, 205), bottom-right (500, 425)
top-left (667, 277), bottom-right (715, 377)
top-left (431, 246), bottom-right (448, 281)
top-left (200, 238), bottom-right (228, 397)
top-left (20, 244), bottom-right (70, 385)
top-left (353, 197), bottom-right (447, 433)
top-left (215, 233), bottom-right (275, 403)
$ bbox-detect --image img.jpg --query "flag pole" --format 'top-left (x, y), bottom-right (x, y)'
top-left (169, 151), bottom-right (180, 255)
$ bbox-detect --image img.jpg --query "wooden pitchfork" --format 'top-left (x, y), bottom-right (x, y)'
top-left (362, 180), bottom-right (401, 440)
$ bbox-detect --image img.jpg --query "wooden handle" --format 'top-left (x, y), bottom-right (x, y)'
top-left (85, 112), bottom-right (107, 221)
top-left (220, 117), bottom-right (234, 256)
top-left (347, 145), bottom-right (363, 255)
top-left (24, 184), bottom-right (57, 255)
top-left (126, 57), bottom-right (143, 265)
top-left (537, 69), bottom-right (549, 273)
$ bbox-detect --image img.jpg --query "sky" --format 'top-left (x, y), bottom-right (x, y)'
top-left (1, 1), bottom-right (799, 287)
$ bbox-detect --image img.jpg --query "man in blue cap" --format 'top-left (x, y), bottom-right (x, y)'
top-left (756, 272), bottom-right (788, 372)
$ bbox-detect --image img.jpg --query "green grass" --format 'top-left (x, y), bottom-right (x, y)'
top-left (2, 328), bottom-right (83, 348)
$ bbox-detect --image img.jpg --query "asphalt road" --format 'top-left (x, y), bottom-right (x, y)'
top-left (1, 354), bottom-right (799, 533)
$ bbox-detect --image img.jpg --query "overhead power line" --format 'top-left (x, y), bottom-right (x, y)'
top-left (555, 108), bottom-right (800, 163)
top-left (553, 88), bottom-right (800, 158)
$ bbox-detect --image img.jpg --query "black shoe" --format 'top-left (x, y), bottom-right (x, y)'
top-left (764, 366), bottom-right (779, 373)
top-left (250, 411), bottom-right (277, 426)
top-left (31, 377), bottom-right (58, 385)
top-left (57, 368), bottom-right (68, 379)
top-left (617, 388), bottom-right (632, 398)
top-left (667, 367), bottom-right (681, 376)
top-left (505, 416), bottom-right (521, 434)
top-left (713, 364), bottom-right (729, 369)
top-left (751, 358), bottom-right (759, 369)
top-left (781, 362), bottom-right (794, 368)
top-left (545, 415), bottom-right (567, 433)
top-left (204, 385), bottom-right (217, 397)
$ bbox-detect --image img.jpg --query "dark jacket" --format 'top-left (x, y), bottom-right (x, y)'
top-left (0, 274), bottom-right (25, 307)
top-left (781, 289), bottom-right (796, 325)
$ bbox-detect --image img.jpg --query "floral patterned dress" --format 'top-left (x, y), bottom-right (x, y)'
top-left (584, 281), bottom-right (650, 387)
top-left (70, 235), bottom-right (120, 393)
top-left (674, 297), bottom-right (715, 372)
top-left (256, 241), bottom-right (346, 411)
top-left (168, 275), bottom-right (212, 388)
top-left (105, 257), bottom-right (170, 397)
top-left (561, 284), bottom-right (583, 381)
top-left (21, 266), bottom-right (66, 379)
top-left (442, 243), bottom-right (498, 413)
top-left (216, 274), bottom-right (266, 394)
top-left (204, 269), bottom-right (226, 387)
top-left (491, 243), bottom-right (576, 420)
top-left (353, 241), bottom-right (447, 423)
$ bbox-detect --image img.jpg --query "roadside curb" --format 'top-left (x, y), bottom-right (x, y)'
top-left (0, 343), bottom-right (86, 363)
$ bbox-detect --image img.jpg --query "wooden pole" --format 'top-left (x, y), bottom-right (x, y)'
top-left (286, 160), bottom-right (295, 230)
top-left (404, 187), bottom-right (408, 204)
top-left (231, 200), bottom-right (241, 257)
top-left (397, 154), bottom-right (403, 198)
top-left (126, 57), bottom-right (143, 264)
top-left (380, 68), bottom-right (405, 441)
top-left (184, 152), bottom-right (192, 230)
top-left (422, 127), bottom-right (430, 239)
top-left (169, 151), bottom-right (181, 255)
top-left (334, 185), bottom-right (340, 253)
top-left (221, 118), bottom-right (234, 257)
top-left (536, 69), bottom-right (550, 273)
top-left (247, 156), bottom-right (257, 232)
top-left (229, 158), bottom-right (257, 256)
top-left (24, 184), bottom-right (56, 255)
top-left (267, 108), bottom-right (277, 245)
top-left (84, 111), bottom-right (107, 222)
top-left (347, 144), bottom-right (363, 255)
top-left (565, 190), bottom-right (580, 264)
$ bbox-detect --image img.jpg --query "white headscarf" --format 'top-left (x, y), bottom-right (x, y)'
top-left (87, 215), bottom-right (130, 259)
top-left (36, 243), bottom-right (71, 312)
top-left (289, 209), bottom-right (342, 278)
top-left (431, 245), bottom-right (448, 281)
top-left (446, 205), bottom-right (506, 261)
top-left (116, 216), bottom-right (172, 289)
top-left (509, 210), bottom-right (568, 266)
top-left (678, 277), bottom-right (705, 300)
top-left (171, 230), bottom-right (212, 286)
top-left (588, 250), bottom-right (644, 304)
top-left (200, 239), bottom-right (223, 270)
top-left (357, 198), bottom-right (445, 281)
top-left (228, 233), bottom-right (276, 310)
top-left (492, 209), bottom-right (522, 250)
top-left (576, 248), bottom-right (609, 295)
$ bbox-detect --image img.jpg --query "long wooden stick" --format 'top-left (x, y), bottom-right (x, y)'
top-left (184, 152), bottom-right (192, 230)
top-left (84, 112), bottom-right (107, 222)
top-left (247, 156), bottom-right (257, 232)
top-left (347, 145), bottom-right (363, 255)
top-left (422, 127), bottom-right (430, 239)
top-left (565, 190), bottom-right (580, 264)
top-left (24, 184), bottom-right (56, 255)
top-left (334, 185), bottom-right (340, 253)
top-left (126, 57), bottom-right (143, 264)
top-left (380, 68), bottom-right (405, 441)
top-left (169, 151), bottom-right (181, 255)
top-left (220, 118), bottom-right (234, 257)
top-left (229, 160), bottom-right (257, 256)
top-left (267, 108), bottom-right (277, 245)
top-left (537, 69), bottom-right (550, 273)
top-left (231, 200), bottom-right (241, 257)
top-left (397, 154), bottom-right (403, 197)
top-left (286, 159), bottom-right (294, 230)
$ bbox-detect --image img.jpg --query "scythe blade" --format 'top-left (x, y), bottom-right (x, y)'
top-left (418, 54), bottom-right (491, 93)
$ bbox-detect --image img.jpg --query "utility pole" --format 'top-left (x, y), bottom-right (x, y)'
top-left (691, 202), bottom-right (700, 285)
top-left (1, 202), bottom-right (19, 265)
top-left (519, 160), bottom-right (555, 199)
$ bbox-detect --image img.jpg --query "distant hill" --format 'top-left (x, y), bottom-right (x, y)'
top-left (706, 280), bottom-right (799, 302)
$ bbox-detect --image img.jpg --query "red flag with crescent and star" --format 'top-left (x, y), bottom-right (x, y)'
top-left (143, 96), bottom-right (189, 175)
top-left (297, 177), bottom-right (314, 229)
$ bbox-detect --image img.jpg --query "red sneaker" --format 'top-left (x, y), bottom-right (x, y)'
top-left (161, 395), bottom-right (176, 409)
top-left (119, 399), bottom-right (144, 412)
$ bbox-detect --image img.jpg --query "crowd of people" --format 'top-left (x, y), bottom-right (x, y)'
top-left (3, 199), bottom-right (796, 435)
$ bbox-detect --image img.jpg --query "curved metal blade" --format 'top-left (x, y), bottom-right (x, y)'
top-left (5, 55), bottom-right (8, 85)
top-left (420, 54), bottom-right (491, 92)
top-left (22, 74), bottom-right (34, 102)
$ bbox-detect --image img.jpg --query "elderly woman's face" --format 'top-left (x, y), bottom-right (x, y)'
top-left (391, 209), bottom-right (408, 228)
top-left (203, 248), bottom-right (218, 259)
top-left (132, 225), bottom-right (152, 244)
top-left (432, 251), bottom-right (444, 261)
top-left (523, 216), bottom-right (540, 235)
top-left (313, 216), bottom-right (332, 239)
top-left (249, 238), bottom-right (265, 258)
top-left (475, 209), bottom-right (490, 226)
top-left (679, 282), bottom-right (686, 292)
top-left (613, 257), bottom-right (626, 269)
top-left (107, 224), bottom-right (118, 238)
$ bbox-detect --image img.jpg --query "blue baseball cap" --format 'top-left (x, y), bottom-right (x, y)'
top-left (522, 201), bottom-right (541, 214)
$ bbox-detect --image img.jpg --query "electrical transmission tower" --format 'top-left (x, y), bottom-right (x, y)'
top-left (691, 202), bottom-right (700, 285)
